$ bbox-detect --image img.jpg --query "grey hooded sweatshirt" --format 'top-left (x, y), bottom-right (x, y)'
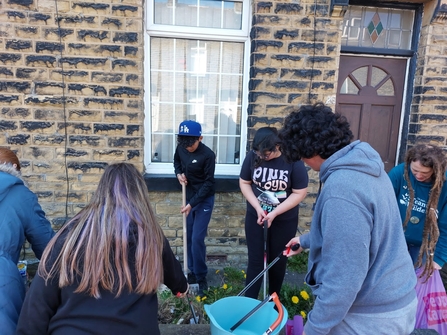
top-left (300, 140), bottom-right (416, 335)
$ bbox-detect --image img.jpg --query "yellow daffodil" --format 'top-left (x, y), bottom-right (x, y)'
top-left (195, 296), bottom-right (201, 302)
top-left (201, 296), bottom-right (207, 301)
top-left (300, 311), bottom-right (307, 319)
top-left (300, 291), bottom-right (309, 300)
top-left (223, 284), bottom-right (228, 290)
top-left (216, 269), bottom-right (220, 274)
top-left (241, 270), bottom-right (245, 273)
top-left (291, 296), bottom-right (299, 304)
top-left (244, 274), bottom-right (246, 278)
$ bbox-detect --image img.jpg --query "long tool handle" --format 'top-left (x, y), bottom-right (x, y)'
top-left (238, 243), bottom-right (300, 297)
top-left (187, 294), bottom-right (198, 324)
top-left (182, 183), bottom-right (187, 276)
top-left (176, 292), bottom-right (199, 325)
top-left (263, 219), bottom-right (268, 299)
top-left (262, 292), bottom-right (284, 335)
top-left (230, 295), bottom-right (271, 332)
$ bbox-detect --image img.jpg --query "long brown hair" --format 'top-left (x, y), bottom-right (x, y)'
top-left (0, 147), bottom-right (21, 170)
top-left (39, 163), bottom-right (165, 298)
top-left (403, 144), bottom-right (446, 278)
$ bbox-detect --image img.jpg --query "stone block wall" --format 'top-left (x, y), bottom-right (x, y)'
top-left (410, 15), bottom-right (447, 148)
top-left (249, 0), bottom-right (343, 231)
top-left (0, 0), bottom-right (146, 260)
top-left (150, 190), bottom-right (249, 265)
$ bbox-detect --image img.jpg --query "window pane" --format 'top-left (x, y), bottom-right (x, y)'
top-left (199, 0), bottom-right (222, 28)
top-left (176, 0), bottom-right (199, 27)
top-left (217, 135), bottom-right (240, 164)
top-left (152, 103), bottom-right (174, 133)
top-left (154, 0), bottom-right (243, 29)
top-left (223, 2), bottom-right (242, 29)
top-left (377, 78), bottom-right (394, 96)
top-left (401, 31), bottom-right (412, 49)
top-left (352, 66), bottom-right (367, 87)
top-left (152, 133), bottom-right (174, 162)
top-left (198, 75), bottom-right (219, 104)
top-left (221, 74), bottom-right (242, 102)
top-left (150, 36), bottom-right (244, 165)
top-left (222, 43), bottom-right (244, 73)
top-left (219, 104), bottom-right (240, 135)
top-left (340, 77), bottom-right (359, 94)
top-left (151, 38), bottom-right (175, 70)
top-left (371, 67), bottom-right (387, 87)
top-left (154, 0), bottom-right (174, 25)
top-left (388, 30), bottom-right (401, 48)
top-left (152, 71), bottom-right (175, 102)
top-left (389, 11), bottom-right (401, 29)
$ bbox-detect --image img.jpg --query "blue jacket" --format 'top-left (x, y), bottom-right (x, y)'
top-left (0, 164), bottom-right (55, 335)
top-left (300, 141), bottom-right (416, 335)
top-left (389, 163), bottom-right (447, 267)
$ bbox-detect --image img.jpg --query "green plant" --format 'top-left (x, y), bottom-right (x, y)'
top-left (157, 266), bottom-right (315, 324)
top-left (286, 250), bottom-right (309, 273)
top-left (158, 289), bottom-right (207, 324)
top-left (280, 282), bottom-right (314, 320)
top-left (157, 267), bottom-right (246, 324)
top-left (200, 268), bottom-right (246, 305)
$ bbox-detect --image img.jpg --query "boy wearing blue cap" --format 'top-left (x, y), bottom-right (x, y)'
top-left (174, 120), bottom-right (216, 297)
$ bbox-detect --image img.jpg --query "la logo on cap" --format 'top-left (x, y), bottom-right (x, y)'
top-left (180, 125), bottom-right (190, 134)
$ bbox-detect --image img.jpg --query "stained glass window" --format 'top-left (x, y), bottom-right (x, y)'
top-left (341, 6), bottom-right (414, 50)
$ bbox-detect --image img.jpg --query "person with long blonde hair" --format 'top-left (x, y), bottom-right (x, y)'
top-left (16, 163), bottom-right (188, 335)
top-left (0, 147), bottom-right (54, 335)
top-left (388, 144), bottom-right (447, 279)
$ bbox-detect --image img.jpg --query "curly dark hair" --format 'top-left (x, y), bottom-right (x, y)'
top-left (279, 103), bottom-right (353, 162)
top-left (177, 135), bottom-right (200, 149)
top-left (403, 144), bottom-right (447, 279)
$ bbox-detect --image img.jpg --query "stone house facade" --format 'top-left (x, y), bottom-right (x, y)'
top-left (1, 0), bottom-right (447, 266)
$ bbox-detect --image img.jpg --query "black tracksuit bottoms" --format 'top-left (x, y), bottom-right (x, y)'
top-left (244, 212), bottom-right (299, 300)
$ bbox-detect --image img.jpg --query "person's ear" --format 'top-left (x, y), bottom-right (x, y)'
top-left (199, 136), bottom-right (203, 142)
top-left (13, 163), bottom-right (18, 170)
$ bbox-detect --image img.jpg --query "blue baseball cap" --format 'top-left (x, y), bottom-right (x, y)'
top-left (178, 120), bottom-right (202, 137)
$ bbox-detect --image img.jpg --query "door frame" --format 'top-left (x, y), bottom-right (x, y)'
top-left (339, 3), bottom-right (423, 165)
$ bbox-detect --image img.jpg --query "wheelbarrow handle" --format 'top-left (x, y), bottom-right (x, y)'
top-left (262, 292), bottom-right (284, 335)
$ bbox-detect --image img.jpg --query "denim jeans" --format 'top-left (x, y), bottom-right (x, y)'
top-left (187, 195), bottom-right (214, 280)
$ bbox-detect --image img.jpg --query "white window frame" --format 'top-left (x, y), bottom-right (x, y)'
top-left (143, 0), bottom-right (251, 175)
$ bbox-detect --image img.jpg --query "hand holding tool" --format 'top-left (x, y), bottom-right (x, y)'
top-left (238, 244), bottom-right (300, 297)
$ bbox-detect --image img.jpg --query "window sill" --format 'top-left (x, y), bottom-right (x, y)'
top-left (143, 174), bottom-right (240, 192)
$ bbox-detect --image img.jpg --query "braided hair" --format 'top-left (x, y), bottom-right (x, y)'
top-left (403, 144), bottom-right (446, 278)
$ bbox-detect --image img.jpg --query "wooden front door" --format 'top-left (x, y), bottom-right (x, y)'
top-left (336, 55), bottom-right (407, 172)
